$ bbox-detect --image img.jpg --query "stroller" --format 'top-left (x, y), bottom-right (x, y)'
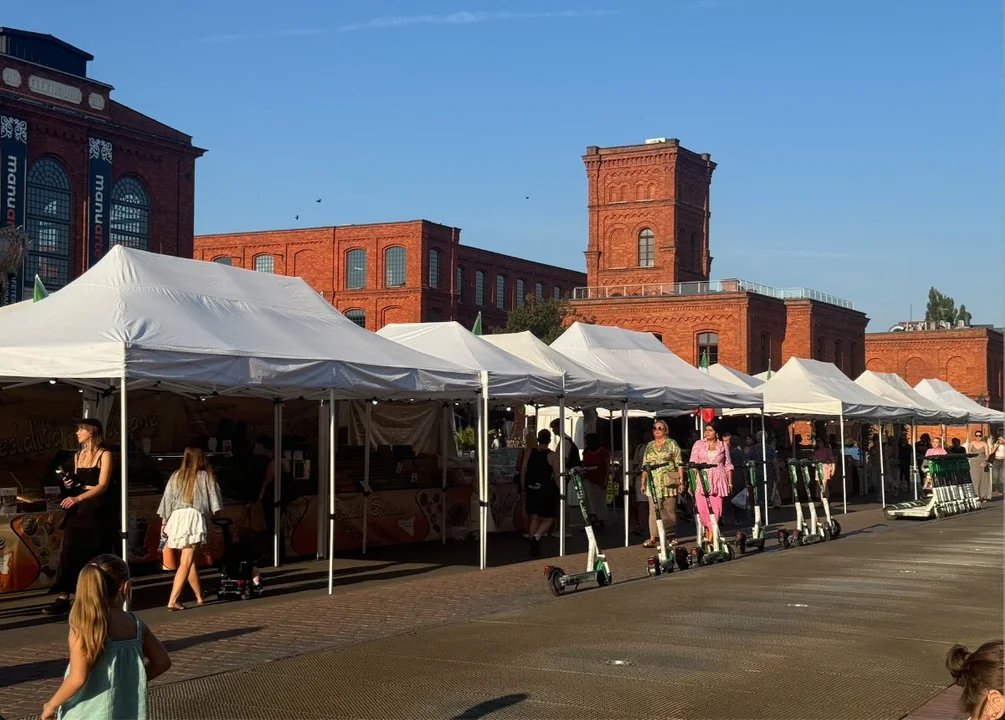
top-left (212, 516), bottom-right (265, 601)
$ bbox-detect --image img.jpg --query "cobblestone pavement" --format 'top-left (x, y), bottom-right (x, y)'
top-left (1, 502), bottom-right (997, 719)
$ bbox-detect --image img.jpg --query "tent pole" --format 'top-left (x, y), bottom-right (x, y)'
top-left (558, 396), bottom-right (567, 557)
top-left (328, 392), bottom-right (337, 595)
top-left (760, 411), bottom-right (769, 527)
top-left (362, 402), bottom-right (372, 555)
top-left (273, 402), bottom-right (283, 568)
top-left (317, 400), bottom-right (327, 560)
top-left (912, 420), bottom-right (918, 500)
top-left (119, 371), bottom-right (129, 610)
top-left (480, 371), bottom-right (490, 570)
top-left (839, 411), bottom-right (847, 514)
top-left (442, 403), bottom-right (449, 546)
top-left (879, 424), bottom-right (886, 509)
top-left (622, 400), bottom-right (630, 548)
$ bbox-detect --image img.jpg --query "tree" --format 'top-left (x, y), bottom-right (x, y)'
top-left (924, 287), bottom-right (971, 326)
top-left (491, 296), bottom-right (592, 345)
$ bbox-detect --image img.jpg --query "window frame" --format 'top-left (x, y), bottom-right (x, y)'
top-left (344, 309), bottom-right (366, 328)
top-left (638, 228), bottom-right (655, 268)
top-left (253, 254), bottom-right (275, 273)
top-left (515, 279), bottom-right (525, 307)
top-left (495, 274), bottom-right (506, 310)
top-left (697, 331), bottom-right (719, 366)
top-left (475, 270), bottom-right (485, 306)
top-left (428, 248), bottom-right (441, 289)
top-left (25, 157), bottom-right (73, 294)
top-left (109, 175), bottom-right (150, 252)
top-left (384, 246), bottom-right (407, 288)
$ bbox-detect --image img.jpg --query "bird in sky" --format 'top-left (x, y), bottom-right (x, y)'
top-left (294, 215), bottom-right (299, 220)
top-left (316, 198), bottom-right (322, 203)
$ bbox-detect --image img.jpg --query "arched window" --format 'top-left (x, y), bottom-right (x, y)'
top-left (25, 158), bottom-right (72, 292)
top-left (475, 270), bottom-right (485, 306)
top-left (638, 229), bottom-right (655, 268)
top-left (109, 176), bottom-right (150, 251)
top-left (384, 246), bottom-right (406, 287)
top-left (697, 332), bottom-right (718, 366)
top-left (345, 309), bottom-right (366, 328)
top-left (815, 336), bottom-right (825, 360)
top-left (553, 285), bottom-right (562, 300)
top-left (212, 256), bottom-right (232, 265)
top-left (535, 282), bottom-right (544, 301)
top-left (428, 248), bottom-right (440, 289)
top-left (456, 265), bottom-right (464, 303)
top-left (253, 254), bottom-right (274, 273)
top-left (346, 249), bottom-right (366, 289)
top-left (428, 308), bottom-right (442, 322)
top-left (495, 274), bottom-right (506, 310)
top-left (850, 342), bottom-right (859, 376)
top-left (516, 279), bottom-right (525, 307)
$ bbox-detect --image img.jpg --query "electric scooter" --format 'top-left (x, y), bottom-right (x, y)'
top-left (638, 462), bottom-right (685, 577)
top-left (679, 463), bottom-right (733, 567)
top-left (735, 460), bottom-right (766, 554)
top-left (778, 459), bottom-right (827, 548)
top-left (545, 465), bottom-right (612, 596)
top-left (812, 461), bottom-right (841, 538)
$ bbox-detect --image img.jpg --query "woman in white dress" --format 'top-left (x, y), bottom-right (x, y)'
top-left (158, 447), bottom-right (223, 611)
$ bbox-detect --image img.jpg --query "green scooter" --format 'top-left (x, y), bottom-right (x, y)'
top-left (735, 460), bottom-right (766, 554)
top-left (545, 465), bottom-right (612, 595)
top-left (681, 462), bottom-right (734, 567)
top-left (639, 462), bottom-right (688, 577)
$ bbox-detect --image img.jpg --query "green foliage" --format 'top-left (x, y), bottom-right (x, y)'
top-left (455, 426), bottom-right (476, 451)
top-left (925, 287), bottom-right (972, 326)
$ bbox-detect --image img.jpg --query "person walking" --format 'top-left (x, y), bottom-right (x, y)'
top-left (993, 436), bottom-right (1005, 495)
top-left (158, 447), bottom-right (223, 611)
top-left (581, 433), bottom-right (610, 530)
top-left (640, 420), bottom-right (683, 548)
top-left (42, 554), bottom-right (171, 720)
top-left (689, 424), bottom-right (733, 545)
top-left (967, 430), bottom-right (992, 502)
top-left (520, 429), bottom-right (561, 557)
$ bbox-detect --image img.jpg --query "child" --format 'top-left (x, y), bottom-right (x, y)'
top-left (42, 554), bottom-right (171, 720)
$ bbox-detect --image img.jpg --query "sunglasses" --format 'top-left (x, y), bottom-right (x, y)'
top-left (653, 425), bottom-right (667, 432)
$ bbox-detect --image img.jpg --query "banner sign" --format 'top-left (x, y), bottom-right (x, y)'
top-left (87, 137), bottom-right (113, 268)
top-left (1, 114), bottom-right (27, 305)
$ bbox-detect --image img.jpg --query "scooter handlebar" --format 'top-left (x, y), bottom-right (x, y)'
top-left (561, 465), bottom-right (598, 477)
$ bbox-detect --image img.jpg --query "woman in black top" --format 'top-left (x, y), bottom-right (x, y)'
top-left (43, 419), bottom-right (114, 615)
top-left (520, 429), bottom-right (561, 558)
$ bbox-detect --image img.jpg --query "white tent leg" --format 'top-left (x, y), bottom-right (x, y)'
top-left (317, 400), bottom-right (327, 560)
top-left (119, 373), bottom-right (129, 583)
top-left (760, 412), bottom-right (769, 526)
top-left (879, 425), bottom-right (886, 508)
top-left (273, 402), bottom-right (283, 568)
top-left (328, 393), bottom-right (337, 594)
top-left (621, 400), bottom-right (630, 548)
top-left (480, 372), bottom-right (490, 569)
top-left (362, 402), bottom-right (372, 555)
top-left (839, 412), bottom-right (847, 514)
top-left (558, 396), bottom-right (567, 557)
top-left (442, 403), bottom-right (450, 545)
top-left (912, 421), bottom-right (918, 500)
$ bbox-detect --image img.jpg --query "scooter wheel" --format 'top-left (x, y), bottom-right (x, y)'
top-left (822, 526), bottom-right (832, 542)
top-left (736, 532), bottom-right (747, 555)
top-left (674, 546), bottom-right (690, 572)
top-left (695, 547), bottom-right (707, 567)
top-left (546, 567), bottom-right (566, 596)
top-left (786, 532), bottom-right (798, 549)
top-left (597, 570), bottom-right (612, 587)
top-left (777, 529), bottom-right (789, 548)
top-left (831, 521), bottom-right (841, 538)
top-left (756, 538), bottom-right (765, 552)
top-left (723, 543), bottom-right (734, 561)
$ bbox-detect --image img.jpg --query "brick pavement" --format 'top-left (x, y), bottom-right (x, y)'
top-left (0, 503), bottom-right (921, 720)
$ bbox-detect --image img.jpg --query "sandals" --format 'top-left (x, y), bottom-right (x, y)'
top-left (167, 604), bottom-right (187, 612)
top-left (642, 539), bottom-right (658, 548)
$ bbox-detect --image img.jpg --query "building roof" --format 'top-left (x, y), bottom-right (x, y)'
top-left (0, 27), bottom-right (93, 61)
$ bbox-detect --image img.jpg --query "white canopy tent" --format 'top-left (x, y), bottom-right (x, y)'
top-left (377, 322), bottom-right (566, 567)
top-left (755, 358), bottom-right (915, 511)
top-left (0, 247), bottom-right (484, 596)
top-left (855, 370), bottom-right (967, 499)
top-left (708, 363), bottom-right (764, 389)
top-left (914, 379), bottom-right (1004, 425)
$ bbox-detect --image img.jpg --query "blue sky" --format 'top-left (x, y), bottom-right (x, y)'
top-left (10, 0), bottom-right (1002, 330)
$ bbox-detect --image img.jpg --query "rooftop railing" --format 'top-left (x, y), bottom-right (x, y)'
top-left (571, 278), bottom-right (854, 310)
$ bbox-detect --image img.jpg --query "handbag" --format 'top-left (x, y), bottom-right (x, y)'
top-left (731, 487), bottom-right (748, 510)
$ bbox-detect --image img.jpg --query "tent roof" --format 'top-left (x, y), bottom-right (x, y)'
top-left (708, 363), bottom-right (764, 390)
top-left (914, 379), bottom-right (1004, 424)
top-left (0, 246), bottom-right (481, 400)
top-left (759, 358), bottom-right (912, 419)
top-left (481, 331), bottom-right (629, 405)
top-left (855, 371), bottom-right (966, 424)
top-left (550, 323), bottom-right (762, 410)
top-left (377, 322), bottom-right (564, 400)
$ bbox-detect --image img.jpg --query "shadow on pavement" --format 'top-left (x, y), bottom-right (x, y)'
top-left (0, 626), bottom-right (263, 687)
top-left (452, 693), bottom-right (529, 719)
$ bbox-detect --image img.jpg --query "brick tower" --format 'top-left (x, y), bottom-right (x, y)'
top-left (582, 138), bottom-right (715, 288)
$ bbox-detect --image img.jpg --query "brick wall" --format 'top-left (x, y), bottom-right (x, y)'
top-left (782, 300), bottom-right (869, 377)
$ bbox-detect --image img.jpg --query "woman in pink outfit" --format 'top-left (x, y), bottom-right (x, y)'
top-left (812, 437), bottom-right (835, 492)
top-left (689, 424), bottom-right (733, 543)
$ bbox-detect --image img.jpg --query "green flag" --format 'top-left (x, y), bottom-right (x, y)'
top-left (699, 349), bottom-right (709, 372)
top-left (766, 357), bottom-right (772, 381)
top-left (32, 275), bottom-right (48, 302)
top-left (471, 312), bottom-right (482, 336)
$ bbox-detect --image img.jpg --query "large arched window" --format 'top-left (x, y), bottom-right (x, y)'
top-left (456, 265), bottom-right (464, 303)
top-left (346, 248), bottom-right (366, 289)
top-left (253, 254), bottom-right (274, 273)
top-left (428, 248), bottom-right (440, 289)
top-left (427, 308), bottom-right (442, 322)
top-left (697, 332), bottom-right (718, 366)
top-left (345, 309), bottom-right (366, 328)
top-left (553, 285), bottom-right (562, 300)
top-left (515, 279), bottom-right (525, 307)
top-left (25, 158), bottom-right (72, 292)
top-left (384, 246), bottom-right (406, 288)
top-left (638, 229), bottom-right (655, 268)
top-left (475, 270), bottom-right (485, 306)
top-left (495, 274), bottom-right (506, 310)
top-left (535, 282), bottom-right (544, 301)
top-left (109, 176), bottom-right (150, 251)
top-left (212, 256), bottom-right (232, 266)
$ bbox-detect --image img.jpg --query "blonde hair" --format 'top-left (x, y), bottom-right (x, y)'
top-left (69, 554), bottom-right (130, 667)
top-left (174, 447), bottom-right (215, 504)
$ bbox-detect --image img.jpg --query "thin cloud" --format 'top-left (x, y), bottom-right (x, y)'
top-left (185, 9), bottom-right (619, 44)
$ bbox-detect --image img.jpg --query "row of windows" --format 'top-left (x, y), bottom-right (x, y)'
top-left (20, 158), bottom-right (150, 293)
top-left (458, 267), bottom-right (563, 309)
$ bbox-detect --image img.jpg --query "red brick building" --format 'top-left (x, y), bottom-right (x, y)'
top-left (0, 29), bottom-right (204, 304)
top-left (570, 138), bottom-right (869, 374)
top-left (193, 221), bottom-right (586, 332)
top-left (865, 325), bottom-right (1004, 410)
